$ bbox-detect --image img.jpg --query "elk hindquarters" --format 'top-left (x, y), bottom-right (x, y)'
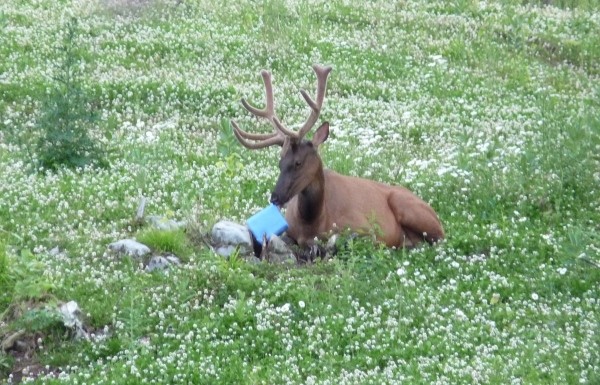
top-left (387, 191), bottom-right (444, 246)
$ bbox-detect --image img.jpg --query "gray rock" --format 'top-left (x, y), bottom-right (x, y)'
top-left (1, 330), bottom-right (26, 352)
top-left (48, 246), bottom-right (69, 260)
top-left (325, 234), bottom-right (339, 258)
top-left (215, 245), bottom-right (238, 258)
top-left (211, 221), bottom-right (253, 254)
top-left (265, 235), bottom-right (296, 265)
top-left (108, 239), bottom-right (151, 258)
top-left (148, 215), bottom-right (186, 231)
top-left (59, 301), bottom-right (88, 340)
top-left (243, 255), bottom-right (262, 264)
top-left (165, 254), bottom-right (181, 264)
top-left (145, 254), bottom-right (181, 272)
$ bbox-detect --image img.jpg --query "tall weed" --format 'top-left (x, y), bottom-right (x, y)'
top-left (35, 17), bottom-right (106, 170)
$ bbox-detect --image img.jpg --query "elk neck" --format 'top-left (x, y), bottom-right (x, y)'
top-left (296, 164), bottom-right (326, 224)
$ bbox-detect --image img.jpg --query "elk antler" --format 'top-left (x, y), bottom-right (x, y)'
top-left (273, 64), bottom-right (332, 142)
top-left (230, 70), bottom-right (286, 150)
top-left (231, 64), bottom-right (332, 150)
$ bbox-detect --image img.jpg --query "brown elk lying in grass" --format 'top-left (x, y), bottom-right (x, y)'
top-left (231, 64), bottom-right (444, 253)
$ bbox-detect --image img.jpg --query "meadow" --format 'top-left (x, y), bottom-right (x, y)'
top-left (0, 0), bottom-right (599, 383)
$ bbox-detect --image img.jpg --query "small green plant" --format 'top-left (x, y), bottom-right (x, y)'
top-left (9, 249), bottom-right (55, 302)
top-left (34, 17), bottom-right (106, 170)
top-left (15, 307), bottom-right (63, 333)
top-left (217, 119), bottom-right (240, 157)
top-left (0, 239), bottom-right (13, 312)
top-left (136, 228), bottom-right (192, 261)
top-left (0, 351), bottom-right (13, 380)
top-left (217, 246), bottom-right (245, 271)
top-left (216, 152), bottom-right (244, 179)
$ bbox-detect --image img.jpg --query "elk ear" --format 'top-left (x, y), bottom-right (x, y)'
top-left (312, 122), bottom-right (330, 148)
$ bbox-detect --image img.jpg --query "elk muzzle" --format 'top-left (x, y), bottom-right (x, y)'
top-left (270, 191), bottom-right (283, 207)
top-left (270, 177), bottom-right (291, 207)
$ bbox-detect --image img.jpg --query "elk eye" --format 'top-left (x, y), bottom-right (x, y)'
top-left (295, 160), bottom-right (302, 168)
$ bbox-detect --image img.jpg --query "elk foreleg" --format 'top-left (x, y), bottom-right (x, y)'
top-left (292, 235), bottom-right (340, 263)
top-left (296, 238), bottom-right (330, 263)
top-left (388, 191), bottom-right (444, 247)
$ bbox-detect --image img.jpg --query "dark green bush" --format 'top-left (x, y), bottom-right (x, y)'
top-left (35, 17), bottom-right (106, 170)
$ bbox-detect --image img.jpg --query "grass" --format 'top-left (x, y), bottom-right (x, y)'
top-left (0, 0), bottom-right (599, 384)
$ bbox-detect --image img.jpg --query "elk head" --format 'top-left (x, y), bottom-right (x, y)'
top-left (230, 64), bottom-right (332, 207)
top-left (270, 121), bottom-right (330, 207)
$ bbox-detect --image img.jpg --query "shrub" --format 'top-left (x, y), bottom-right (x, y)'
top-left (0, 249), bottom-right (56, 307)
top-left (34, 17), bottom-right (106, 170)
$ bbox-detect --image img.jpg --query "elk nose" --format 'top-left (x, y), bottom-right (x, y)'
top-left (270, 192), bottom-right (281, 207)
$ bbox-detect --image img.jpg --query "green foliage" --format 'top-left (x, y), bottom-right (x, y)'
top-left (34, 17), bottom-right (106, 171)
top-left (520, 0), bottom-right (599, 10)
top-left (0, 351), bottom-right (13, 380)
top-left (8, 249), bottom-right (55, 302)
top-left (15, 307), bottom-right (63, 333)
top-left (216, 247), bottom-right (247, 272)
top-left (0, 240), bottom-right (12, 312)
top-left (135, 228), bottom-right (192, 261)
top-left (217, 119), bottom-right (241, 158)
top-left (216, 153), bottom-right (244, 179)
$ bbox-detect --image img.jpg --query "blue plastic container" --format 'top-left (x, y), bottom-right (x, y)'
top-left (247, 204), bottom-right (288, 243)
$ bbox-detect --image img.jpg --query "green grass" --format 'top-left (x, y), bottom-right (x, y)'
top-left (0, 0), bottom-right (599, 384)
top-left (136, 228), bottom-right (193, 261)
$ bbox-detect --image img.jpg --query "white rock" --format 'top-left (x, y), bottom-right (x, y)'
top-left (165, 255), bottom-right (181, 265)
top-left (215, 245), bottom-right (238, 257)
top-left (211, 221), bottom-right (253, 251)
top-left (59, 301), bottom-right (88, 340)
top-left (266, 235), bottom-right (296, 265)
top-left (60, 301), bottom-right (81, 328)
top-left (108, 239), bottom-right (151, 258)
top-left (243, 255), bottom-right (261, 264)
top-left (145, 254), bottom-right (181, 272)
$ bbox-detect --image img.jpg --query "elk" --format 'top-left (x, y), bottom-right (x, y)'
top-left (231, 64), bottom-right (444, 251)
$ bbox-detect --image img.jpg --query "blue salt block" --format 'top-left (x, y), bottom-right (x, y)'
top-left (247, 204), bottom-right (288, 243)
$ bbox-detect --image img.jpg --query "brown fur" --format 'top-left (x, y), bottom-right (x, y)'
top-left (271, 123), bottom-right (444, 248)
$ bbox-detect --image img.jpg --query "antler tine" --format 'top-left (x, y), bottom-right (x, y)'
top-left (231, 121), bottom-right (285, 149)
top-left (295, 64), bottom-right (332, 140)
top-left (240, 70), bottom-right (275, 119)
top-left (272, 117), bottom-right (298, 138)
top-left (232, 122), bottom-right (279, 141)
